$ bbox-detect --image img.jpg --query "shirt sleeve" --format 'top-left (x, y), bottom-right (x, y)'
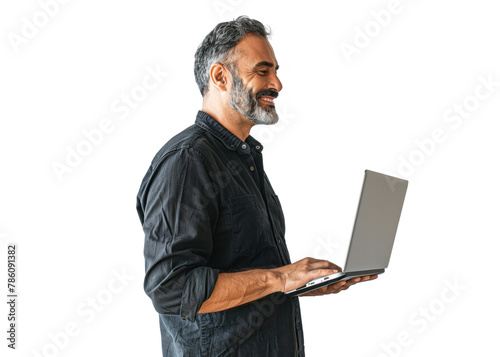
top-left (137, 147), bottom-right (220, 322)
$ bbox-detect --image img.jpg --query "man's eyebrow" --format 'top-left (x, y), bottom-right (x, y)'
top-left (254, 61), bottom-right (279, 71)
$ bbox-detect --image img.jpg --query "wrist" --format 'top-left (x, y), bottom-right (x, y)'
top-left (266, 268), bottom-right (285, 293)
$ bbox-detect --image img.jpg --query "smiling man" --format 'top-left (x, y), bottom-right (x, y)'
top-left (136, 16), bottom-right (376, 356)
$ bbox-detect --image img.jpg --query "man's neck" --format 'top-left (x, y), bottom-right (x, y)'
top-left (202, 102), bottom-right (254, 142)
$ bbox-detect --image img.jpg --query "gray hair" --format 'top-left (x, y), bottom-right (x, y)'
top-left (194, 16), bottom-right (271, 96)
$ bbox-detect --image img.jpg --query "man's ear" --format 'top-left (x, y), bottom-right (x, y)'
top-left (209, 63), bottom-right (229, 92)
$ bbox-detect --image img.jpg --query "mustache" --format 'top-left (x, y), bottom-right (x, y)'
top-left (256, 89), bottom-right (279, 99)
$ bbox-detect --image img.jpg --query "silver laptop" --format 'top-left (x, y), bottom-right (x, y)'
top-left (285, 170), bottom-right (408, 297)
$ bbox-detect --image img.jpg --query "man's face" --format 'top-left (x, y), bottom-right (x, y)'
top-left (227, 34), bottom-right (282, 125)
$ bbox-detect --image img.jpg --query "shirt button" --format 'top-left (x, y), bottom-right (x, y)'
top-left (241, 144), bottom-right (247, 149)
top-left (256, 145), bottom-right (261, 150)
top-left (249, 166), bottom-right (255, 171)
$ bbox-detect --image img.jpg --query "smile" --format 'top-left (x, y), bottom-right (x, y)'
top-left (259, 97), bottom-right (275, 104)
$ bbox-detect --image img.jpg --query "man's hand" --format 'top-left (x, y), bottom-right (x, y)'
top-left (272, 257), bottom-right (342, 293)
top-left (272, 257), bottom-right (378, 296)
top-left (298, 274), bottom-right (378, 297)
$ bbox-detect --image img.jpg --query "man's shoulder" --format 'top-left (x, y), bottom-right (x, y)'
top-left (150, 122), bottom-right (217, 170)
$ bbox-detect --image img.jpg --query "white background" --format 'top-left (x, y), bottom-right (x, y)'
top-left (1, 0), bottom-right (499, 356)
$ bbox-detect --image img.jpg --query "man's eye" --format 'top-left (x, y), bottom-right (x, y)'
top-left (258, 71), bottom-right (268, 76)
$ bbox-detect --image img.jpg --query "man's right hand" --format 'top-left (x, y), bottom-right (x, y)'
top-left (272, 257), bottom-right (342, 293)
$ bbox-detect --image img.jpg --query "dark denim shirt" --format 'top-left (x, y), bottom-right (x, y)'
top-left (136, 111), bottom-right (304, 356)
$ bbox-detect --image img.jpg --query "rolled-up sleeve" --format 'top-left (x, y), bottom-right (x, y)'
top-left (136, 147), bottom-right (220, 322)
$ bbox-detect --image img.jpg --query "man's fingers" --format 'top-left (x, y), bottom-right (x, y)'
top-left (328, 280), bottom-right (347, 294)
top-left (325, 276), bottom-right (371, 294)
top-left (299, 274), bottom-right (380, 296)
top-left (302, 258), bottom-right (341, 272)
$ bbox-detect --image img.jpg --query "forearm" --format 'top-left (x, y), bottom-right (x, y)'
top-left (198, 257), bottom-right (344, 314)
top-left (198, 269), bottom-right (283, 314)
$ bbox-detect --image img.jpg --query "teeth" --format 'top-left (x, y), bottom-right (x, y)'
top-left (261, 97), bottom-right (274, 103)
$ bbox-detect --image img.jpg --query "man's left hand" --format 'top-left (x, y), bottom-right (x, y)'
top-left (299, 275), bottom-right (378, 297)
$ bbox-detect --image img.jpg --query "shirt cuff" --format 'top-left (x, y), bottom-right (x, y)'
top-left (180, 267), bottom-right (220, 322)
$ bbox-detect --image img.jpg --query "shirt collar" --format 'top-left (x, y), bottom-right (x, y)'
top-left (195, 110), bottom-right (264, 153)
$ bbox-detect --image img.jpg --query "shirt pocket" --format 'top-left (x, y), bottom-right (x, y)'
top-left (228, 194), bottom-right (273, 257)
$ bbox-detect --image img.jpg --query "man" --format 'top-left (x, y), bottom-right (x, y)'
top-left (136, 16), bottom-right (376, 356)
